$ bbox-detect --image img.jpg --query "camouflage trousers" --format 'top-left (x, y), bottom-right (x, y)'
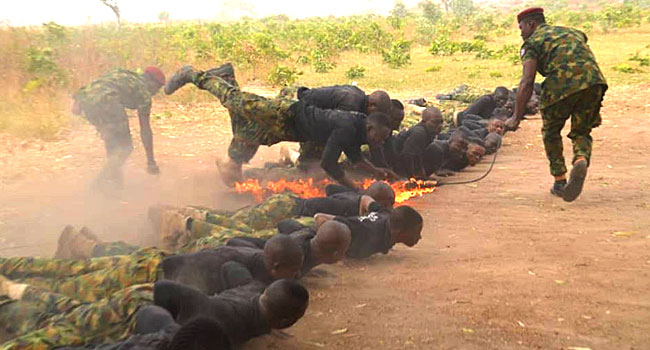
top-left (159, 194), bottom-right (302, 252)
top-left (0, 247), bottom-right (167, 303)
top-left (180, 216), bottom-right (316, 254)
top-left (444, 85), bottom-right (491, 104)
top-left (194, 74), bottom-right (298, 161)
top-left (0, 284), bottom-right (152, 350)
top-left (541, 84), bottom-right (606, 176)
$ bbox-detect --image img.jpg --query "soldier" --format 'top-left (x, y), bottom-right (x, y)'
top-left (72, 67), bottom-right (165, 188)
top-left (164, 64), bottom-right (396, 190)
top-left (457, 86), bottom-right (510, 123)
top-left (505, 7), bottom-right (607, 201)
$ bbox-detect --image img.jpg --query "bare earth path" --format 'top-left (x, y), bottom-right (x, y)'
top-left (1, 84), bottom-right (649, 349)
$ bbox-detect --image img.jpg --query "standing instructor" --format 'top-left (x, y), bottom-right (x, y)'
top-left (506, 7), bottom-right (607, 202)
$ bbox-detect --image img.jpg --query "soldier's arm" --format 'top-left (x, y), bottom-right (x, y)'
top-left (137, 103), bottom-right (159, 174)
top-left (507, 59), bottom-right (537, 130)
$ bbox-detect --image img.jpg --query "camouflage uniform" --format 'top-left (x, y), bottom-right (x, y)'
top-left (521, 24), bottom-right (607, 176)
top-left (0, 284), bottom-right (152, 350)
top-left (0, 248), bottom-right (166, 303)
top-left (193, 74), bottom-right (298, 150)
top-left (73, 69), bottom-right (152, 177)
top-left (440, 85), bottom-right (491, 104)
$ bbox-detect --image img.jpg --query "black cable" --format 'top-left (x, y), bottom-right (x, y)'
top-left (436, 137), bottom-right (501, 187)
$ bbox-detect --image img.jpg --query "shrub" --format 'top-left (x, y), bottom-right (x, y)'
top-left (346, 65), bottom-right (366, 79)
top-left (612, 63), bottom-right (641, 73)
top-left (383, 39), bottom-right (412, 68)
top-left (267, 65), bottom-right (302, 86)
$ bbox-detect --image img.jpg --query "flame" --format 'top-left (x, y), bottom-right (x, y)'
top-left (235, 177), bottom-right (435, 204)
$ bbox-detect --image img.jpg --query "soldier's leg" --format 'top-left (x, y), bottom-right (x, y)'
top-left (7, 248), bottom-right (165, 303)
top-left (0, 254), bottom-right (132, 280)
top-left (193, 74), bottom-right (296, 141)
top-left (0, 284), bottom-right (153, 350)
top-left (568, 85), bottom-right (606, 167)
top-left (180, 225), bottom-right (278, 253)
top-left (96, 106), bottom-right (133, 186)
top-left (541, 103), bottom-right (571, 178)
top-left (230, 193), bottom-right (301, 231)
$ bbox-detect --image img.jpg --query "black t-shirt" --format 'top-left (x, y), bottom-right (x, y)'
top-left (461, 95), bottom-right (497, 119)
top-left (226, 221), bottom-right (319, 276)
top-left (154, 280), bottom-right (269, 346)
top-left (296, 192), bottom-right (362, 217)
top-left (391, 122), bottom-right (437, 178)
top-left (291, 101), bottom-right (368, 180)
top-left (161, 246), bottom-right (271, 296)
top-left (297, 85), bottom-right (368, 113)
top-left (334, 206), bottom-right (392, 259)
top-left (369, 134), bottom-right (397, 169)
top-left (422, 140), bottom-right (449, 176)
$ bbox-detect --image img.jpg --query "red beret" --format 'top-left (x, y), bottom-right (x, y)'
top-left (144, 66), bottom-right (165, 85)
top-left (517, 7), bottom-right (544, 23)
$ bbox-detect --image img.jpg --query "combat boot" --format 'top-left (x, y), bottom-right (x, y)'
top-left (563, 159), bottom-right (588, 202)
top-left (205, 62), bottom-right (238, 88)
top-left (164, 65), bottom-right (201, 95)
top-left (53, 225), bottom-right (76, 259)
top-left (0, 275), bottom-right (28, 300)
top-left (216, 157), bottom-right (243, 187)
top-left (70, 231), bottom-right (99, 259)
top-left (550, 179), bottom-right (567, 198)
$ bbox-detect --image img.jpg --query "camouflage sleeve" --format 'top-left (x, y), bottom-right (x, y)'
top-left (520, 41), bottom-right (538, 62)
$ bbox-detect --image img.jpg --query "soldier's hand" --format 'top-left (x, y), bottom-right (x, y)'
top-left (505, 117), bottom-right (520, 131)
top-left (147, 163), bottom-right (160, 175)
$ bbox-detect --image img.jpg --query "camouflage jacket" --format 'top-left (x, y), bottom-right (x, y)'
top-left (520, 24), bottom-right (607, 109)
top-left (74, 69), bottom-right (152, 114)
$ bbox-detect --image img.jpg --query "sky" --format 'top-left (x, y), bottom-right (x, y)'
top-left (1, 0), bottom-right (436, 26)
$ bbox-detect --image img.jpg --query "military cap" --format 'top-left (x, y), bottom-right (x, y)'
top-left (144, 66), bottom-right (166, 85)
top-left (517, 7), bottom-right (544, 23)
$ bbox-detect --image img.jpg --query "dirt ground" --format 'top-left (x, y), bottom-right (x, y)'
top-left (1, 84), bottom-right (649, 349)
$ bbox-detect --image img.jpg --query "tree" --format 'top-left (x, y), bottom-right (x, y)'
top-left (158, 11), bottom-right (170, 23)
top-left (449, 0), bottom-right (474, 17)
top-left (391, 0), bottom-right (409, 18)
top-left (418, 0), bottom-right (442, 23)
top-left (100, 0), bottom-right (120, 27)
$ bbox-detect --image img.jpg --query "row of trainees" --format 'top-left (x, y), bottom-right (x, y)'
top-left (72, 61), bottom-right (529, 192)
top-left (0, 182), bottom-right (424, 350)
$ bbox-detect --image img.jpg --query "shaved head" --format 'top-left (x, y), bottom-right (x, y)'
top-left (422, 107), bottom-right (443, 135)
top-left (264, 235), bottom-right (304, 280)
top-left (365, 181), bottom-right (395, 208)
top-left (260, 279), bottom-right (309, 329)
top-left (312, 221), bottom-right (352, 264)
top-left (367, 90), bottom-right (392, 115)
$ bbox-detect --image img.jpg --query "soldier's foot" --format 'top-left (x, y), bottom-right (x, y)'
top-left (69, 230), bottom-right (98, 259)
top-left (53, 225), bottom-right (76, 259)
top-left (205, 63), bottom-right (238, 87)
top-left (0, 275), bottom-right (28, 300)
top-left (550, 179), bottom-right (567, 197)
top-left (164, 65), bottom-right (200, 95)
top-left (562, 159), bottom-right (588, 202)
top-left (216, 157), bottom-right (243, 187)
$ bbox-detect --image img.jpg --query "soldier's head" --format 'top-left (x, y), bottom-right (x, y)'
top-left (263, 235), bottom-right (304, 280)
top-left (367, 90), bottom-right (392, 115)
top-left (449, 131), bottom-right (469, 155)
top-left (484, 133), bottom-right (502, 154)
top-left (421, 107), bottom-right (443, 135)
top-left (487, 118), bottom-right (505, 135)
top-left (493, 87), bottom-right (510, 107)
top-left (259, 279), bottom-right (309, 329)
top-left (517, 7), bottom-right (545, 40)
top-left (467, 143), bottom-right (486, 166)
top-left (365, 112), bottom-right (393, 146)
top-left (168, 317), bottom-right (232, 350)
top-left (143, 66), bottom-right (166, 94)
top-left (491, 107), bottom-right (511, 121)
top-left (365, 181), bottom-right (396, 208)
top-left (311, 221), bottom-right (352, 264)
top-left (389, 99), bottom-right (405, 130)
top-left (389, 205), bottom-right (423, 247)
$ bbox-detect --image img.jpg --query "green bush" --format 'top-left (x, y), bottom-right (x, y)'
top-left (267, 65), bottom-right (302, 86)
top-left (346, 65), bottom-right (366, 79)
top-left (612, 63), bottom-right (642, 73)
top-left (383, 39), bottom-right (412, 68)
top-left (429, 35), bottom-right (460, 56)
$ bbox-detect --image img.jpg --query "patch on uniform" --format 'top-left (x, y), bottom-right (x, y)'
top-left (520, 48), bottom-right (526, 58)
